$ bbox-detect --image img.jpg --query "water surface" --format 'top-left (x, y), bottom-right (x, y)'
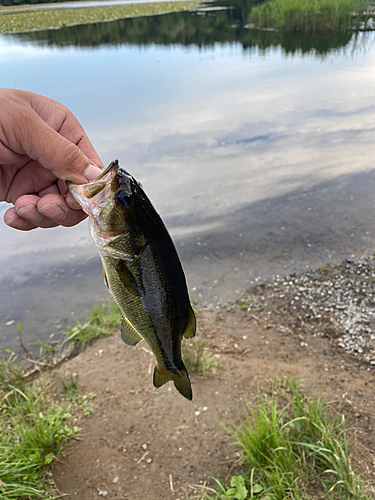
top-left (1, 1), bottom-right (375, 353)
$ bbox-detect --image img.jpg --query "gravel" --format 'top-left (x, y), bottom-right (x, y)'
top-left (242, 258), bottom-right (375, 366)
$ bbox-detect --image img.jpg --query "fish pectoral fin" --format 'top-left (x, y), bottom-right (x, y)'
top-left (102, 265), bottom-right (109, 289)
top-left (120, 317), bottom-right (144, 346)
top-left (183, 306), bottom-right (196, 339)
top-left (153, 365), bottom-right (193, 401)
top-left (112, 259), bottom-right (138, 294)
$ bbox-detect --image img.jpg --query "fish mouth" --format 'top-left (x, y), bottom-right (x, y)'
top-left (67, 160), bottom-right (119, 215)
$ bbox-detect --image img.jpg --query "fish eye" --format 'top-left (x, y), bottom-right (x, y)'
top-left (115, 189), bottom-right (132, 208)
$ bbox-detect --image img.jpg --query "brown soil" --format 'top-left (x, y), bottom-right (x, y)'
top-left (52, 287), bottom-right (375, 500)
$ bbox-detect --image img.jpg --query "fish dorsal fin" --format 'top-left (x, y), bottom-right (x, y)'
top-left (121, 317), bottom-right (144, 346)
top-left (112, 259), bottom-right (138, 294)
top-left (183, 306), bottom-right (196, 339)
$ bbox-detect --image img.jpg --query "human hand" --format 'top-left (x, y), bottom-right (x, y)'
top-left (0, 88), bottom-right (104, 231)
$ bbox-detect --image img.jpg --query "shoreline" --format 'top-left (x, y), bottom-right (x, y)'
top-left (0, 0), bottom-right (201, 34)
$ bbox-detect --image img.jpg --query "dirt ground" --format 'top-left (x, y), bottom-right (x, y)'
top-left (52, 280), bottom-right (375, 500)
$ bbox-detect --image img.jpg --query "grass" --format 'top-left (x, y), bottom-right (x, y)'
top-left (183, 340), bottom-right (218, 375)
top-left (0, 0), bottom-right (199, 33)
top-left (0, 300), bottom-right (122, 499)
top-left (63, 300), bottom-right (122, 353)
top-left (0, 359), bottom-right (80, 499)
top-left (249, 0), bottom-right (372, 32)
top-left (201, 378), bottom-right (371, 500)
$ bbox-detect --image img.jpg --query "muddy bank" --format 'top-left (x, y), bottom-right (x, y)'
top-left (51, 259), bottom-right (375, 499)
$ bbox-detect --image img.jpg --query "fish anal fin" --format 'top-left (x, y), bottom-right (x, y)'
top-left (121, 317), bottom-right (143, 346)
top-left (153, 366), bottom-right (170, 388)
top-left (183, 306), bottom-right (196, 339)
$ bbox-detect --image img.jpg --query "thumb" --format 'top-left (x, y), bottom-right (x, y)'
top-left (19, 108), bottom-right (103, 183)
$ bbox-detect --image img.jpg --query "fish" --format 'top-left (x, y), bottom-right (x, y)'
top-left (67, 160), bottom-right (196, 400)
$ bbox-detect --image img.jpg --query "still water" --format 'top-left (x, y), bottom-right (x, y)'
top-left (1, 1), bottom-right (375, 353)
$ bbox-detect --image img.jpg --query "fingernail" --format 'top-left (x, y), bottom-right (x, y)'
top-left (5, 214), bottom-right (30, 229)
top-left (39, 203), bottom-right (67, 221)
top-left (84, 163), bottom-right (103, 181)
top-left (67, 202), bottom-right (81, 210)
top-left (17, 204), bottom-right (43, 222)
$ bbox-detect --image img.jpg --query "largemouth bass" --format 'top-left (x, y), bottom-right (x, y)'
top-left (67, 161), bottom-right (196, 400)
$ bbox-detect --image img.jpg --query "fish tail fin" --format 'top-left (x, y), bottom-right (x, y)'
top-left (153, 365), bottom-right (193, 401)
top-left (173, 366), bottom-right (192, 401)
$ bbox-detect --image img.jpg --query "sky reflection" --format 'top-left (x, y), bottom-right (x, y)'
top-left (1, 12), bottom-right (375, 351)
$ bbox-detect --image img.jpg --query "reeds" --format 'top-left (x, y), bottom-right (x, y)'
top-left (249, 0), bottom-right (371, 32)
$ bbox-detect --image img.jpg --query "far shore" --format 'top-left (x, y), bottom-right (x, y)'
top-left (0, 0), bottom-right (200, 34)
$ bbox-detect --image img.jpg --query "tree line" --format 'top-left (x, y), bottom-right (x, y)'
top-left (13, 0), bottom-right (354, 56)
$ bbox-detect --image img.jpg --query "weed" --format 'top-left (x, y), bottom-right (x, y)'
top-left (249, 0), bottom-right (372, 32)
top-left (204, 378), bottom-right (371, 500)
top-left (235, 300), bottom-right (250, 311)
top-left (60, 374), bottom-right (95, 415)
top-left (38, 339), bottom-right (58, 361)
top-left (61, 374), bottom-right (80, 401)
top-left (63, 300), bottom-right (122, 353)
top-left (215, 306), bottom-right (226, 322)
top-left (183, 340), bottom-right (218, 375)
top-left (0, 346), bottom-right (26, 396)
top-left (0, 351), bottom-right (79, 499)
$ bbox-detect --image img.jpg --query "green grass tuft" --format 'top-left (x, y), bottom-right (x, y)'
top-left (249, 0), bottom-right (372, 32)
top-left (0, 360), bottom-right (79, 499)
top-left (203, 378), bottom-right (371, 500)
top-left (63, 300), bottom-right (122, 353)
top-left (183, 340), bottom-right (218, 375)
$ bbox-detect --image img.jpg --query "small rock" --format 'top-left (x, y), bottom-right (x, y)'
top-left (146, 458), bottom-right (152, 464)
top-left (99, 491), bottom-right (108, 498)
top-left (113, 476), bottom-right (119, 484)
top-left (142, 443), bottom-right (147, 450)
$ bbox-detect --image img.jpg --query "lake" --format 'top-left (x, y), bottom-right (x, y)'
top-left (1, 0), bottom-right (375, 354)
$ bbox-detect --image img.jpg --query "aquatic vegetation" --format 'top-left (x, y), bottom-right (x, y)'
top-left (202, 378), bottom-right (371, 500)
top-left (0, 0), bottom-right (199, 33)
top-left (249, 0), bottom-right (372, 32)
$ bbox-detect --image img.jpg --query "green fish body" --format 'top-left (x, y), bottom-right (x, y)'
top-left (67, 161), bottom-right (196, 400)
